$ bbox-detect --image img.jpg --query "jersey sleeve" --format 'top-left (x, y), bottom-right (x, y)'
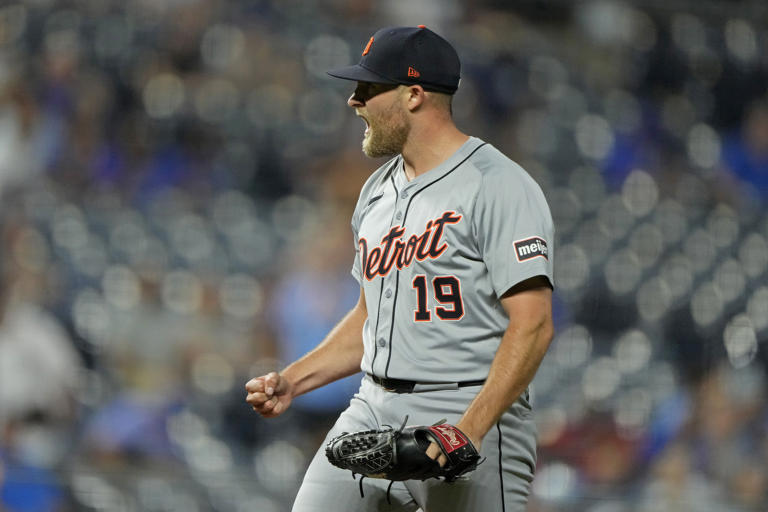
top-left (471, 164), bottom-right (554, 298)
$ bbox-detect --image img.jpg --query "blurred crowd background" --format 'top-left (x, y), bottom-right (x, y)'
top-left (0, 0), bottom-right (766, 511)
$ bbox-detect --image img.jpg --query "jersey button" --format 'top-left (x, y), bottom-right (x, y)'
top-left (400, 191), bottom-right (408, 199)
top-left (378, 338), bottom-right (386, 347)
top-left (385, 289), bottom-right (392, 298)
top-left (396, 212), bottom-right (402, 220)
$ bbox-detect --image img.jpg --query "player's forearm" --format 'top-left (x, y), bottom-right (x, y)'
top-left (457, 312), bottom-right (553, 444)
top-left (280, 299), bottom-right (367, 398)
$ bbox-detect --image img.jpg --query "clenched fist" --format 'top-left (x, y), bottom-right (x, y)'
top-left (245, 371), bottom-right (294, 418)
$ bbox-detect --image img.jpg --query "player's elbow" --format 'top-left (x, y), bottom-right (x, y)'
top-left (523, 310), bottom-right (555, 357)
top-left (505, 308), bottom-right (553, 352)
top-left (540, 316), bottom-right (554, 348)
top-left (531, 312), bottom-right (554, 350)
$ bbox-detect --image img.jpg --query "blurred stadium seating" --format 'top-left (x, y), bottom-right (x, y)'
top-left (0, 1), bottom-right (766, 511)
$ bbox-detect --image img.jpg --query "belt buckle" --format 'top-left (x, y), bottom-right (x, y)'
top-left (382, 380), bottom-right (402, 393)
top-left (371, 375), bottom-right (396, 392)
top-left (383, 381), bottom-right (406, 393)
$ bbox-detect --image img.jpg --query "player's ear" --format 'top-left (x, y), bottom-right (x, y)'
top-left (404, 85), bottom-right (426, 112)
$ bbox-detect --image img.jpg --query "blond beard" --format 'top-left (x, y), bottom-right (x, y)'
top-left (362, 101), bottom-right (410, 158)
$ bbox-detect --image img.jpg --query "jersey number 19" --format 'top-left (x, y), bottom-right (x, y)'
top-left (412, 275), bottom-right (464, 322)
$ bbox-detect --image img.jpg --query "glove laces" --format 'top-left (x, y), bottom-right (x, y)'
top-left (353, 415), bottom-right (410, 504)
top-left (353, 473), bottom-right (397, 506)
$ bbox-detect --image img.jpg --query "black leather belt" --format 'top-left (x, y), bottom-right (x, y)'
top-left (367, 373), bottom-right (486, 393)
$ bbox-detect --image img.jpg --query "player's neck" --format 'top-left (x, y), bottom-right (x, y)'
top-left (401, 123), bottom-right (469, 181)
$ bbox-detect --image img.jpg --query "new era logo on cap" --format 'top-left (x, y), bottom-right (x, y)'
top-left (514, 236), bottom-right (549, 262)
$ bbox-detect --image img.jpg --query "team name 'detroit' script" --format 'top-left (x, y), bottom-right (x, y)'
top-left (359, 211), bottom-right (461, 280)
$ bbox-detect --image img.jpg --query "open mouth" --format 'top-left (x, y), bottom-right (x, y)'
top-left (357, 113), bottom-right (370, 136)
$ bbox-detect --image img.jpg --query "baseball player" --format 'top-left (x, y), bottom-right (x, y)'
top-left (246, 26), bottom-right (554, 511)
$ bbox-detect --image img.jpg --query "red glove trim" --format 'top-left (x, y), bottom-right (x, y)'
top-left (428, 424), bottom-right (469, 454)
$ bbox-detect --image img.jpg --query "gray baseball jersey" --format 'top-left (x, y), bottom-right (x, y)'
top-left (350, 136), bottom-right (554, 382)
top-left (292, 137), bottom-right (554, 511)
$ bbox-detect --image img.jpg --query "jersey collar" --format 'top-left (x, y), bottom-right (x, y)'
top-left (393, 136), bottom-right (485, 190)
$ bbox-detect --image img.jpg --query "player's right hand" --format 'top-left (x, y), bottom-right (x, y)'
top-left (245, 371), bottom-right (293, 418)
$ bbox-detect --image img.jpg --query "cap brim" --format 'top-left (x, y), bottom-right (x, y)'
top-left (326, 64), bottom-right (399, 84)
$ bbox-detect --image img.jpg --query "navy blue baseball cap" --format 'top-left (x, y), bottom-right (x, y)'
top-left (327, 26), bottom-right (461, 94)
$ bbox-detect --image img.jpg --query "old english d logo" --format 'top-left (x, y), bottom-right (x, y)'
top-left (408, 66), bottom-right (420, 77)
top-left (362, 37), bottom-right (374, 56)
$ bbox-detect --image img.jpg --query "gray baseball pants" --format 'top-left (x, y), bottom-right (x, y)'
top-left (292, 375), bottom-right (536, 512)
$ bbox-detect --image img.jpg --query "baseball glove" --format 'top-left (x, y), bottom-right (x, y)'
top-left (325, 416), bottom-right (481, 482)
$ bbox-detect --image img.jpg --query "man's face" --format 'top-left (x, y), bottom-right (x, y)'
top-left (350, 82), bottom-right (411, 158)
